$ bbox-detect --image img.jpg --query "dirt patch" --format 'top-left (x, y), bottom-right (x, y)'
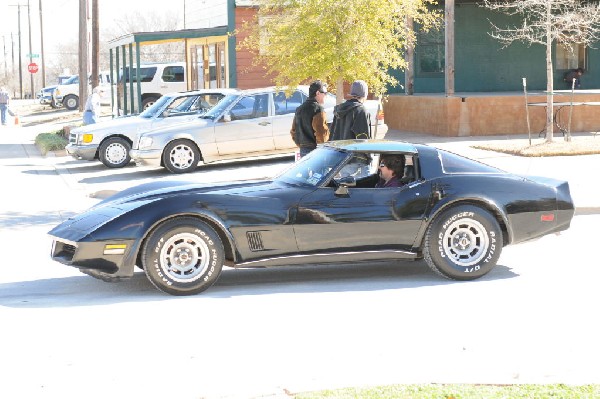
top-left (472, 134), bottom-right (600, 156)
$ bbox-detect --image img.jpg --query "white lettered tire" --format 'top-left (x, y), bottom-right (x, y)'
top-left (142, 217), bottom-right (224, 295)
top-left (423, 205), bottom-right (503, 280)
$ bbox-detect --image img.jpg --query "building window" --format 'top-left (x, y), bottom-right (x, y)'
top-left (556, 42), bottom-right (586, 70)
top-left (417, 26), bottom-right (445, 75)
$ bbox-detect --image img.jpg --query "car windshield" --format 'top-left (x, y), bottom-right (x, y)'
top-left (63, 75), bottom-right (79, 85)
top-left (200, 94), bottom-right (239, 119)
top-left (276, 147), bottom-right (349, 187)
top-left (139, 95), bottom-right (171, 118)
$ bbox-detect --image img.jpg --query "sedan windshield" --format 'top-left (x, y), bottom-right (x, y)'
top-left (201, 94), bottom-right (239, 119)
top-left (139, 96), bottom-right (171, 118)
top-left (276, 147), bottom-right (349, 187)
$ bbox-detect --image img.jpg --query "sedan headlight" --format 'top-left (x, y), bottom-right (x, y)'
top-left (138, 136), bottom-right (153, 149)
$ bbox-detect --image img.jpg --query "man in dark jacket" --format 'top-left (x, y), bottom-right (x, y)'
top-left (290, 80), bottom-right (330, 158)
top-left (330, 80), bottom-right (371, 141)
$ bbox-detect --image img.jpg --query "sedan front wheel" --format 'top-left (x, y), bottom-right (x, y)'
top-left (99, 137), bottom-right (131, 168)
top-left (162, 139), bottom-right (200, 173)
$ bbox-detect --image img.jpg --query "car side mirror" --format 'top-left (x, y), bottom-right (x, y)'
top-left (162, 110), bottom-right (170, 118)
top-left (334, 185), bottom-right (349, 197)
top-left (223, 113), bottom-right (231, 123)
top-left (337, 176), bottom-right (356, 187)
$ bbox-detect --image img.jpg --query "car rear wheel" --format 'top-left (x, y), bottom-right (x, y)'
top-left (162, 139), bottom-right (200, 174)
top-left (63, 95), bottom-right (79, 110)
top-left (99, 137), bottom-right (131, 168)
top-left (142, 97), bottom-right (158, 110)
top-left (142, 217), bottom-right (225, 296)
top-left (423, 205), bottom-right (503, 280)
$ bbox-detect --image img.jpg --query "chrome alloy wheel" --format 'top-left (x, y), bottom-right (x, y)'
top-left (159, 232), bottom-right (211, 282)
top-left (168, 144), bottom-right (196, 170)
top-left (441, 218), bottom-right (489, 267)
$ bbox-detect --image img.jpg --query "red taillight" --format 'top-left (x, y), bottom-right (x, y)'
top-left (541, 214), bottom-right (555, 222)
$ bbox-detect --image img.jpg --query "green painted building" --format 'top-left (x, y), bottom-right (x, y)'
top-left (390, 1), bottom-right (598, 94)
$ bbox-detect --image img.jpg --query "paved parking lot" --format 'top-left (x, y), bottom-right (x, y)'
top-left (1, 109), bottom-right (599, 398)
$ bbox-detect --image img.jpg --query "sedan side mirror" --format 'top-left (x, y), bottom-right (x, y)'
top-left (223, 113), bottom-right (231, 123)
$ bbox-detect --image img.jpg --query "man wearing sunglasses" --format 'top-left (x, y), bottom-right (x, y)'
top-left (290, 80), bottom-right (330, 158)
top-left (376, 155), bottom-right (405, 188)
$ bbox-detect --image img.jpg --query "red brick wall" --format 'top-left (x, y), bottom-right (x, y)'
top-left (235, 8), bottom-right (275, 89)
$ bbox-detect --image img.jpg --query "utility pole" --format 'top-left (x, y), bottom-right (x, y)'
top-left (91, 0), bottom-right (99, 88)
top-left (27, 0), bottom-right (34, 98)
top-left (8, 4), bottom-right (24, 98)
top-left (79, 0), bottom-right (90, 111)
top-left (39, 0), bottom-right (46, 88)
top-left (2, 36), bottom-right (7, 79)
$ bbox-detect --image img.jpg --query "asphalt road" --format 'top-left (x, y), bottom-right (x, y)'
top-left (1, 121), bottom-right (599, 399)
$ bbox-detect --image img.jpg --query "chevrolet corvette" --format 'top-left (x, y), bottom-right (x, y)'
top-left (49, 140), bottom-right (575, 295)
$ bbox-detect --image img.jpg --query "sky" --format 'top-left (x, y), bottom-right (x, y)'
top-left (0, 0), bottom-right (184, 77)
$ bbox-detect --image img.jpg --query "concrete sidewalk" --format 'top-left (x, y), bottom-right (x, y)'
top-left (1, 117), bottom-right (599, 212)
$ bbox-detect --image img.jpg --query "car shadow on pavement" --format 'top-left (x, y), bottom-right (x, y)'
top-left (0, 261), bottom-right (517, 308)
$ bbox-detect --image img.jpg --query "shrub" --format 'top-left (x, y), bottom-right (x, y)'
top-left (35, 131), bottom-right (69, 155)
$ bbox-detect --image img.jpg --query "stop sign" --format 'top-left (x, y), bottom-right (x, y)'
top-left (28, 63), bottom-right (39, 73)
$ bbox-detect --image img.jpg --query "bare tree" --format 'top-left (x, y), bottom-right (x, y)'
top-left (483, 0), bottom-right (600, 142)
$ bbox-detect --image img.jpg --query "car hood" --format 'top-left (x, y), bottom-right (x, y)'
top-left (89, 179), bottom-right (293, 214)
top-left (71, 115), bottom-right (145, 133)
top-left (141, 118), bottom-right (211, 136)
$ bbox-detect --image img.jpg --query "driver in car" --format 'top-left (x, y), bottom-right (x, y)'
top-left (376, 155), bottom-right (405, 188)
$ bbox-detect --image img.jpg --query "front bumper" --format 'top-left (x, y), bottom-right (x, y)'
top-left (129, 148), bottom-right (163, 167)
top-left (65, 143), bottom-right (98, 161)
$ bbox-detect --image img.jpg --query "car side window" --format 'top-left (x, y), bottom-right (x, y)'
top-left (162, 66), bottom-right (185, 82)
top-left (230, 94), bottom-right (269, 120)
top-left (274, 91), bottom-right (305, 115)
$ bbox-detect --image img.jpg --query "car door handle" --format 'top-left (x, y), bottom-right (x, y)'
top-left (258, 121), bottom-right (271, 126)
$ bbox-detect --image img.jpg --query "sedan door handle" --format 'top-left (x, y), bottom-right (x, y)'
top-left (258, 121), bottom-right (271, 126)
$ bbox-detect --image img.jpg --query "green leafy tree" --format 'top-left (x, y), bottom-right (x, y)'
top-left (238, 0), bottom-right (440, 102)
top-left (483, 0), bottom-right (600, 142)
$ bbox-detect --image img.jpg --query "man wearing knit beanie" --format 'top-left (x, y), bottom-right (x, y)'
top-left (330, 80), bottom-right (371, 141)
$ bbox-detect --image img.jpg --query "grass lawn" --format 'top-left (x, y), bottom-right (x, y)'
top-left (472, 134), bottom-right (600, 157)
top-left (295, 383), bottom-right (600, 398)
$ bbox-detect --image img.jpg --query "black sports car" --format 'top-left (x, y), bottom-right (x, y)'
top-left (49, 140), bottom-right (575, 295)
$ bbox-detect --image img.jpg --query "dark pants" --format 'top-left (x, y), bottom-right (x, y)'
top-left (299, 146), bottom-right (316, 158)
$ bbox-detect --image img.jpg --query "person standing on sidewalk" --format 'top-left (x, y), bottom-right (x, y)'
top-left (83, 86), bottom-right (104, 125)
top-left (0, 87), bottom-right (10, 126)
top-left (290, 80), bottom-right (330, 158)
top-left (330, 80), bottom-right (371, 141)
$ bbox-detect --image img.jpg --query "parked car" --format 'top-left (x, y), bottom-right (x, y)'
top-left (49, 139), bottom-right (575, 296)
top-left (129, 86), bottom-right (388, 173)
top-left (65, 89), bottom-right (236, 168)
top-left (117, 62), bottom-right (187, 111)
top-left (53, 72), bottom-right (112, 110)
top-left (38, 85), bottom-right (59, 108)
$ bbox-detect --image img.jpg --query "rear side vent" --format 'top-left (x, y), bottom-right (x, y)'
top-left (246, 231), bottom-right (264, 252)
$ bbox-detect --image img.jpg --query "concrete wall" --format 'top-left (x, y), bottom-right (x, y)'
top-left (384, 92), bottom-right (600, 136)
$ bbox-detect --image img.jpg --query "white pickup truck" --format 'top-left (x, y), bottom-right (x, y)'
top-left (53, 72), bottom-right (112, 110)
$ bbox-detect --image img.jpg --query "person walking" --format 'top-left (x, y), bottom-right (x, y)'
top-left (0, 87), bottom-right (10, 126)
top-left (330, 80), bottom-right (371, 141)
top-left (83, 86), bottom-right (104, 125)
top-left (290, 80), bottom-right (330, 158)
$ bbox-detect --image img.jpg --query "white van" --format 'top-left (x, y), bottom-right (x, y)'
top-left (117, 62), bottom-right (187, 113)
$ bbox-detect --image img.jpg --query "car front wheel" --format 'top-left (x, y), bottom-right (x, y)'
top-left (423, 205), bottom-right (503, 280)
top-left (99, 137), bottom-right (131, 168)
top-left (63, 95), bottom-right (79, 110)
top-left (142, 217), bottom-right (225, 296)
top-left (162, 139), bottom-right (200, 173)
